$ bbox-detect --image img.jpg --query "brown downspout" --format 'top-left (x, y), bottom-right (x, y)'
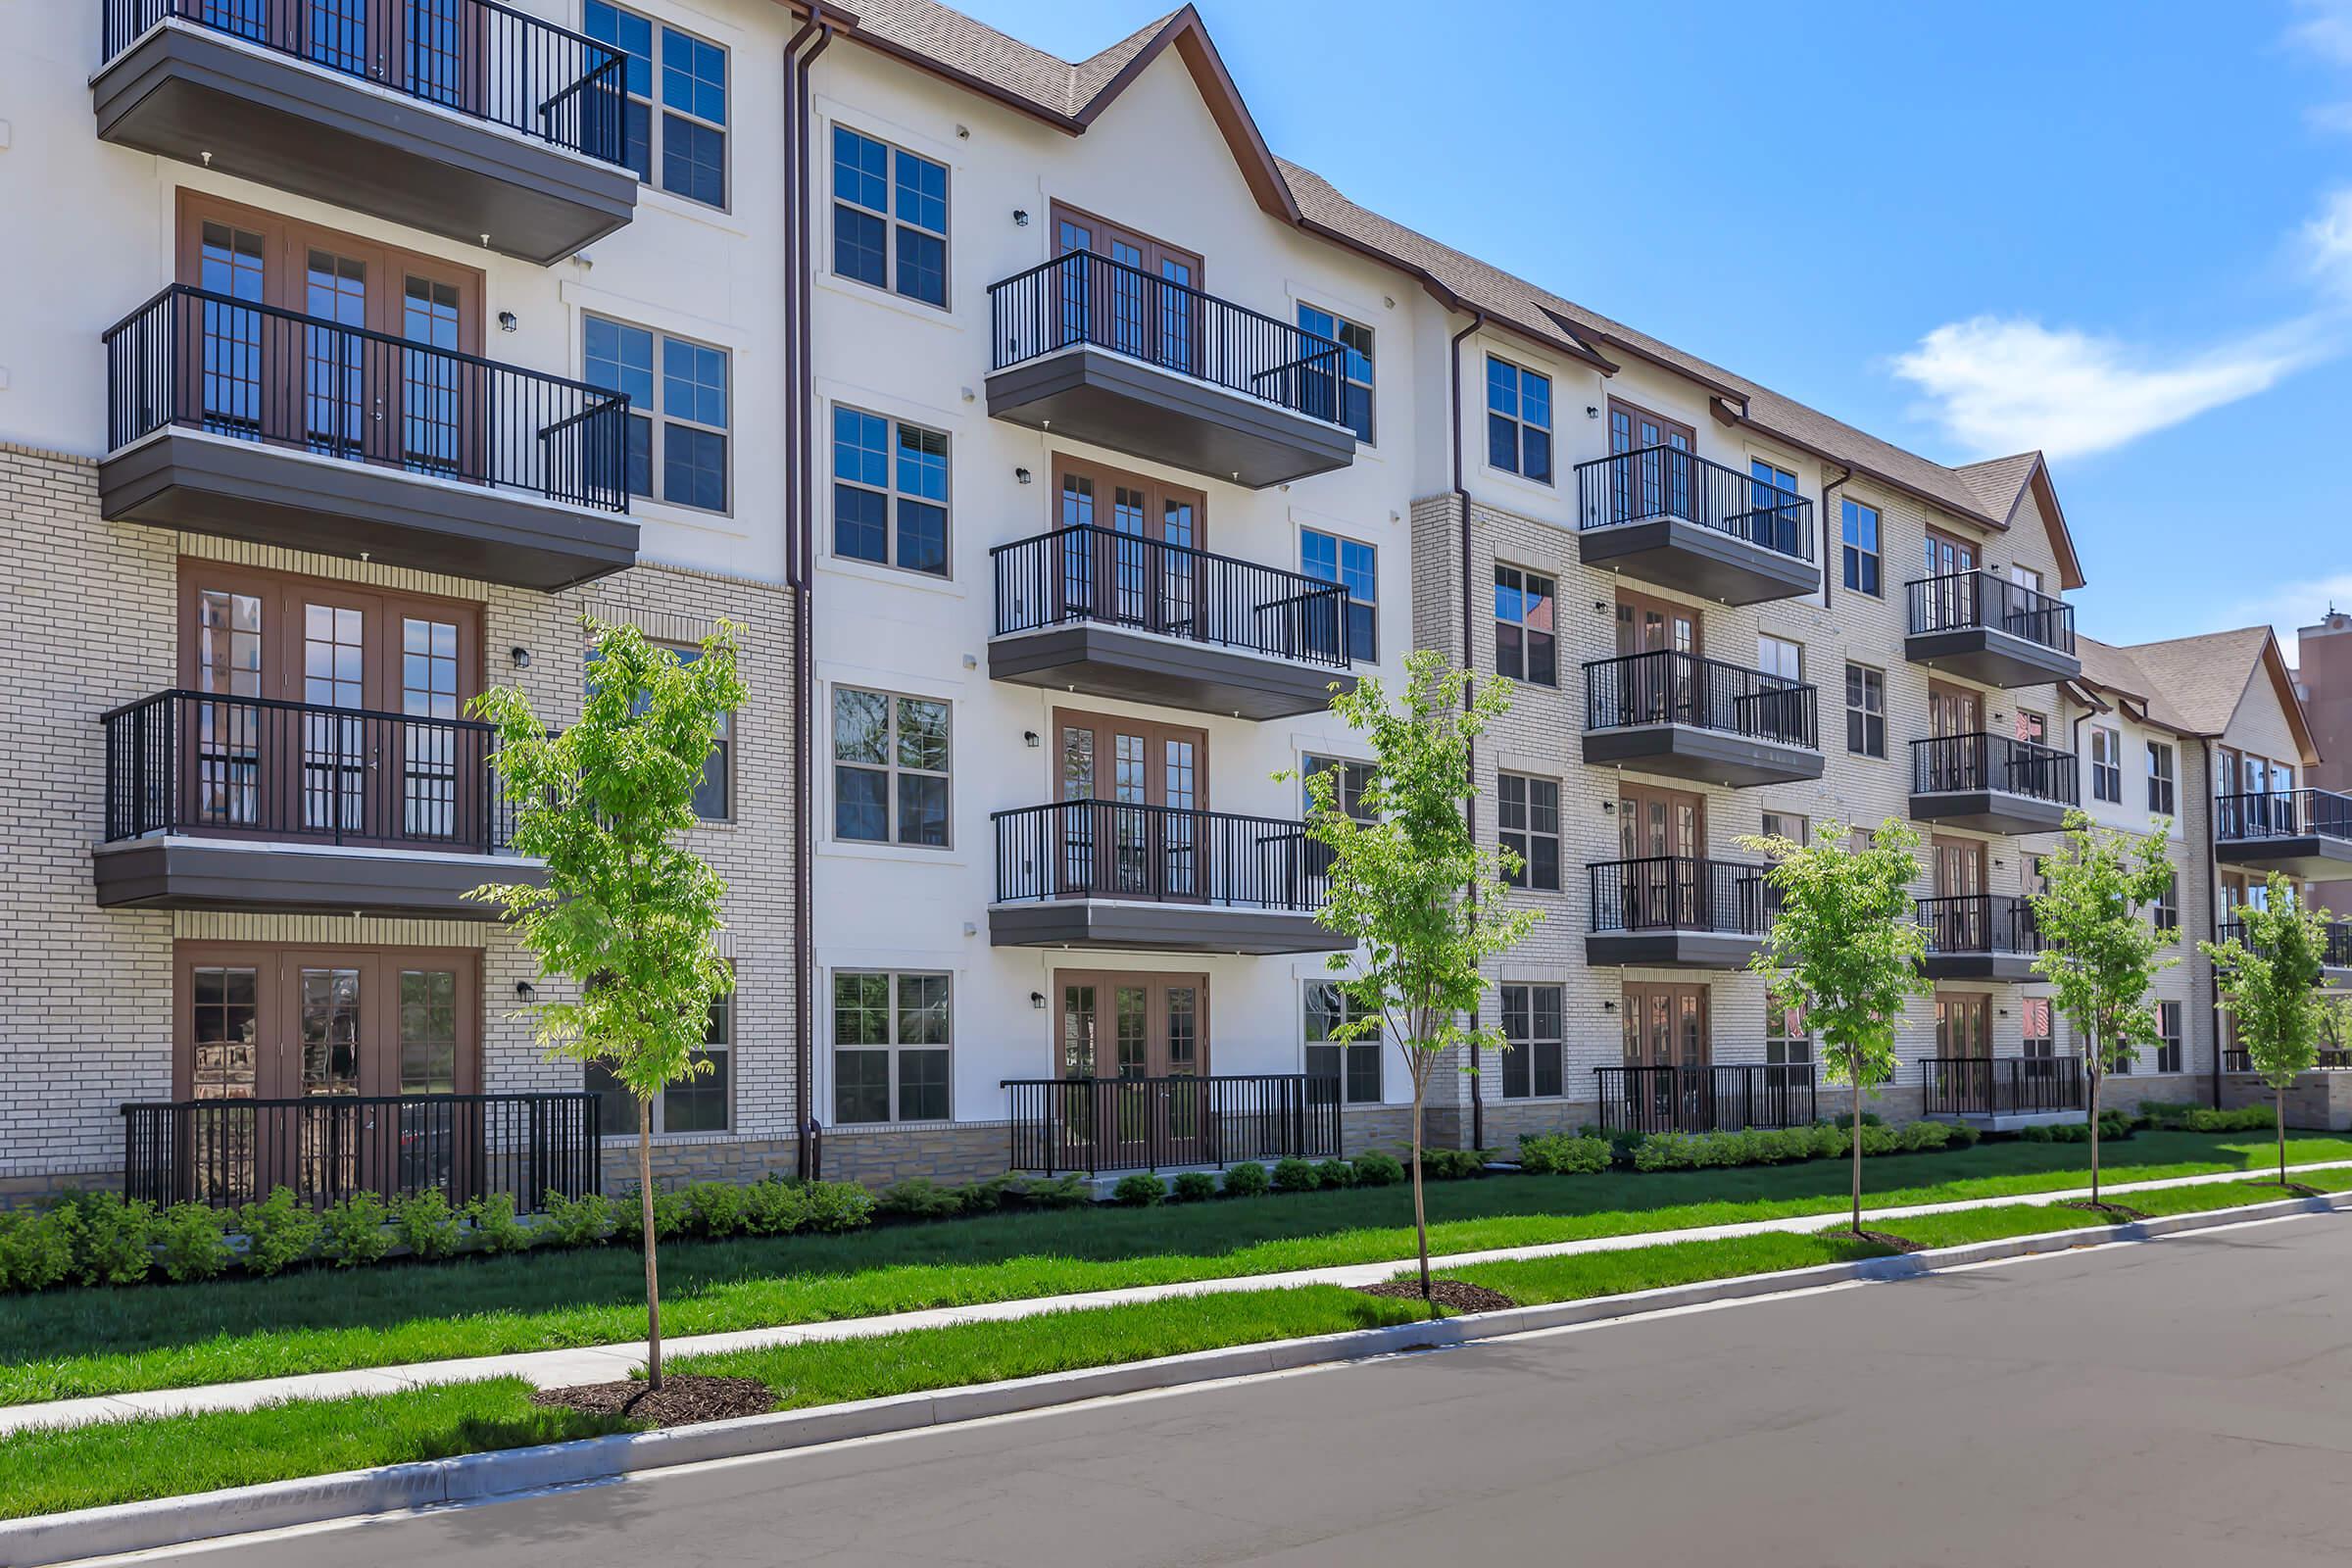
top-left (2200, 737), bottom-right (2224, 1109)
top-left (1449, 311), bottom-right (1486, 1151)
top-left (1817, 465), bottom-right (1852, 612)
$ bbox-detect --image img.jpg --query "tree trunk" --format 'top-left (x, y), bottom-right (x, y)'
top-left (2088, 1070), bottom-right (2102, 1209)
top-left (1849, 1073), bottom-right (1863, 1238)
top-left (2278, 1084), bottom-right (2288, 1188)
top-left (640, 1098), bottom-right (662, 1391)
top-left (1410, 1075), bottom-right (1432, 1313)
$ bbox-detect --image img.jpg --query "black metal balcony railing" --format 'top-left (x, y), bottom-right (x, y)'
top-left (101, 0), bottom-right (629, 167)
top-left (988, 251), bottom-right (1346, 422)
top-left (122, 1092), bottom-right (602, 1212)
top-left (2218, 917), bottom-right (2352, 969)
top-left (2225, 1048), bottom-right (2352, 1072)
top-left (993, 800), bottom-right (1324, 912)
top-left (1911, 732), bottom-right (2080, 805)
top-left (103, 689), bottom-right (514, 854)
top-left (2216, 787), bottom-right (2352, 842)
top-left (1906, 569), bottom-right (2077, 655)
top-left (1920, 1056), bottom-right (2085, 1117)
top-left (1919, 894), bottom-right (2042, 957)
top-left (104, 284), bottom-right (632, 513)
top-left (1593, 1063), bottom-right (1818, 1135)
top-left (1000, 1074), bottom-right (1339, 1175)
top-left (1583, 650), bottom-right (1818, 748)
top-left (1574, 446), bottom-right (1815, 562)
top-left (1588, 857), bottom-right (1775, 936)
top-left (991, 524), bottom-right (1354, 668)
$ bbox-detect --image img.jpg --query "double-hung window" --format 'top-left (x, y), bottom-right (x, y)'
top-left (1301, 528), bottom-right (1377, 662)
top-left (2091, 726), bottom-right (2122, 804)
top-left (1297, 304), bottom-right (1374, 442)
top-left (833, 971), bottom-right (951, 1123)
top-left (2146, 740), bottom-right (2176, 815)
top-left (589, 989), bottom-right (731, 1134)
top-left (584, 4), bottom-right (726, 207)
top-left (1844, 662), bottom-right (1886, 758)
top-left (833, 687), bottom-right (950, 847)
top-left (1499, 983), bottom-right (1563, 1099)
top-left (833, 408), bottom-right (949, 575)
top-left (1301, 754), bottom-right (1376, 821)
top-left (1497, 772), bottom-right (1560, 892)
top-left (584, 316), bottom-right (728, 512)
top-left (1494, 564), bottom-right (1556, 685)
top-left (832, 127), bottom-right (949, 307)
top-left (1840, 498), bottom-right (1882, 596)
top-left (2153, 871), bottom-right (2179, 937)
top-left (1305, 983), bottom-right (1381, 1104)
top-left (2156, 1002), bottom-right (2183, 1074)
top-left (1765, 1004), bottom-right (1812, 1088)
top-left (1486, 357), bottom-right (1552, 482)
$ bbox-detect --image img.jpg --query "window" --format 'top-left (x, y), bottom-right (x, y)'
top-left (2157, 1002), bottom-right (2183, 1074)
top-left (1494, 564), bottom-right (1556, 685)
top-left (589, 989), bottom-right (731, 1134)
top-left (833, 688), bottom-right (950, 847)
top-left (1497, 773), bottom-right (1560, 892)
top-left (1301, 528), bottom-right (1377, 662)
top-left (584, 4), bottom-right (725, 207)
top-left (832, 126), bottom-right (948, 307)
top-left (2090, 725), bottom-right (2122, 804)
top-left (2147, 740), bottom-right (2176, 816)
top-left (1762, 810), bottom-right (1809, 846)
top-left (832, 971), bottom-right (951, 1123)
top-left (1844, 662), bottom-right (1886, 758)
top-left (1298, 304), bottom-right (1374, 443)
top-left (1840, 498), bottom-right (1882, 596)
top-left (2153, 870), bottom-right (2179, 936)
top-left (1758, 634), bottom-right (1803, 684)
top-left (2023, 997), bottom-right (2054, 1056)
top-left (664, 643), bottom-right (733, 820)
top-left (1305, 982), bottom-right (1381, 1104)
top-left (2010, 564), bottom-right (2044, 594)
top-left (1499, 983), bottom-right (1563, 1099)
top-left (832, 408), bottom-right (949, 575)
top-left (1301, 754), bottom-right (1376, 821)
top-left (584, 316), bottom-right (728, 512)
top-left (2017, 708), bottom-right (2048, 746)
top-left (1486, 357), bottom-right (1552, 482)
top-left (1765, 1003), bottom-right (1811, 1085)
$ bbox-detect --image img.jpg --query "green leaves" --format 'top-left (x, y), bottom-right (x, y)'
top-left (2030, 811), bottom-right (2179, 1082)
top-left (2200, 872), bottom-right (2330, 1091)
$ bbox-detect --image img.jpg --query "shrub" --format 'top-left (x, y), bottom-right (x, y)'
top-left (681, 1181), bottom-right (750, 1239)
top-left (67, 1192), bottom-right (157, 1286)
top-left (1899, 1120), bottom-right (1953, 1152)
top-left (954, 1175), bottom-right (1015, 1214)
top-left (1221, 1161), bottom-right (1270, 1199)
top-left (1516, 1133), bottom-right (1612, 1175)
top-left (740, 1177), bottom-right (808, 1236)
top-left (539, 1189), bottom-right (617, 1247)
top-left (2018, 1123), bottom-right (2055, 1144)
top-left (466, 1193), bottom-right (536, 1256)
top-left (875, 1178), bottom-right (963, 1221)
top-left (1008, 1173), bottom-right (1092, 1209)
top-left (2180, 1104), bottom-right (2274, 1133)
top-left (1111, 1172), bottom-right (1165, 1206)
top-left (237, 1187), bottom-right (321, 1277)
top-left (612, 1185), bottom-right (690, 1245)
top-left (318, 1194), bottom-right (390, 1268)
top-left (0, 1207), bottom-right (76, 1294)
top-left (1171, 1171), bottom-right (1220, 1202)
top-left (1350, 1150), bottom-right (1406, 1187)
top-left (391, 1190), bottom-right (464, 1260)
top-left (157, 1201), bottom-right (233, 1283)
top-left (1270, 1157), bottom-right (1321, 1194)
top-left (2097, 1107), bottom-right (2136, 1142)
top-left (1414, 1147), bottom-right (1494, 1181)
top-left (1314, 1158), bottom-right (1357, 1190)
top-left (796, 1179), bottom-right (875, 1233)
top-left (1944, 1118), bottom-right (1983, 1150)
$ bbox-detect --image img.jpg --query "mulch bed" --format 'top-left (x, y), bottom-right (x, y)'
top-left (1849, 1229), bottom-right (1925, 1253)
top-left (530, 1375), bottom-right (773, 1427)
top-left (1357, 1278), bottom-right (1519, 1313)
top-left (2058, 1200), bottom-right (2151, 1221)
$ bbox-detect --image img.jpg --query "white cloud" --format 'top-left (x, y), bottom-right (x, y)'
top-left (2305, 187), bottom-right (2352, 296)
top-left (2305, 100), bottom-right (2352, 133)
top-left (2229, 573), bottom-right (2352, 651)
top-left (2287, 0), bottom-right (2352, 66)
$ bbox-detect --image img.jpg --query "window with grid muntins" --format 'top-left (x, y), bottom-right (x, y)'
top-left (585, 4), bottom-right (727, 208)
top-left (834, 687), bottom-right (950, 848)
top-left (1486, 357), bottom-right (1552, 482)
top-left (833, 407), bottom-right (949, 576)
top-left (584, 315), bottom-right (729, 513)
top-left (1304, 983), bottom-right (1381, 1104)
top-left (2091, 726), bottom-right (2122, 803)
top-left (587, 991), bottom-right (731, 1134)
top-left (2156, 1002), bottom-right (2182, 1074)
top-left (1301, 528), bottom-right (1377, 662)
top-left (1494, 564), bottom-right (1556, 686)
top-left (1844, 662), bottom-right (1885, 757)
top-left (1499, 983), bottom-right (1563, 1099)
top-left (2146, 740), bottom-right (2176, 815)
top-left (1298, 304), bottom-right (1374, 442)
top-left (833, 126), bottom-right (948, 308)
top-left (1497, 772), bottom-right (1560, 891)
top-left (1841, 498), bottom-right (1881, 596)
top-left (833, 970), bottom-right (951, 1123)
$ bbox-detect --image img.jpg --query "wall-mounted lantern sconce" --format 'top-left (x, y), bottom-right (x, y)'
top-left (1586, 405), bottom-right (1601, 419)
top-left (1014, 467), bottom-right (1033, 485)
top-left (510, 647), bottom-right (532, 669)
top-left (515, 980), bottom-right (536, 1002)
top-left (1023, 730), bottom-right (1041, 748)
top-left (1030, 991), bottom-right (1047, 1009)
top-left (497, 311), bottom-right (518, 333)
top-left (1012, 209), bottom-right (1031, 226)
top-left (1600, 999), bottom-right (1617, 1012)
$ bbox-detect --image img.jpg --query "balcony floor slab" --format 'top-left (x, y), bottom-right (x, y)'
top-left (93, 836), bottom-right (542, 919)
top-left (989, 624), bottom-right (1352, 721)
top-left (1576, 516), bottom-right (1820, 606)
top-left (989, 900), bottom-right (1345, 956)
top-left (1582, 723), bottom-right (1824, 789)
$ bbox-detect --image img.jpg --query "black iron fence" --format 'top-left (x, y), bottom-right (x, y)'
top-left (1588, 856), bottom-right (1775, 936)
top-left (1918, 894), bottom-right (2042, 956)
top-left (122, 1092), bottom-right (601, 1211)
top-left (2217, 916), bottom-right (2352, 969)
top-left (2225, 1048), bottom-right (2352, 1072)
top-left (101, 0), bottom-right (629, 166)
top-left (1911, 731), bottom-right (2079, 804)
top-left (1920, 1055), bottom-right (2084, 1117)
top-left (1906, 569), bottom-right (2077, 654)
top-left (1001, 1074), bottom-right (1339, 1174)
top-left (987, 251), bottom-right (1345, 421)
top-left (2216, 787), bottom-right (2352, 842)
top-left (991, 524), bottom-right (1354, 667)
top-left (993, 800), bottom-right (1324, 912)
top-left (1593, 1063), bottom-right (1818, 1135)
top-left (1583, 649), bottom-right (1817, 747)
top-left (1573, 446), bottom-right (1814, 561)
top-left (104, 284), bottom-right (632, 513)
top-left (102, 689), bottom-right (513, 853)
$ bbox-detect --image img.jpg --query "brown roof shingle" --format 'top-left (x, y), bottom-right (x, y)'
top-left (2116, 627), bottom-right (2281, 741)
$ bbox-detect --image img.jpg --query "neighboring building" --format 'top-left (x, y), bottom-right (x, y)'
top-left (2294, 610), bottom-right (2352, 919)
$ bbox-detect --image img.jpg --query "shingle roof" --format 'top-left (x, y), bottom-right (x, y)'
top-left (2072, 636), bottom-right (2200, 735)
top-left (1953, 453), bottom-right (2041, 523)
top-left (803, 0), bottom-right (1181, 119)
top-left (2116, 627), bottom-right (2282, 741)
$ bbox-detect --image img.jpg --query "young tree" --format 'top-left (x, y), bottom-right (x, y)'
top-left (1294, 649), bottom-right (1540, 1307)
top-left (2200, 874), bottom-right (2329, 1187)
top-left (2028, 810), bottom-right (2177, 1207)
top-left (469, 618), bottom-right (744, 1391)
top-left (1739, 817), bottom-right (1932, 1237)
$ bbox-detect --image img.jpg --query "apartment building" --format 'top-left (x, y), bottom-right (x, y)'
top-left (5, 0), bottom-right (2346, 1207)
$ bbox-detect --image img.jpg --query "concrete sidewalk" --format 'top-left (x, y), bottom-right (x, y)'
top-left (4, 1157), bottom-right (2344, 1438)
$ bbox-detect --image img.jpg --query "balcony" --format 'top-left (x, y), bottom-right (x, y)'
top-left (94, 1), bottom-right (637, 265)
top-left (999, 1075), bottom-right (1339, 1175)
top-left (1904, 570), bottom-right (2080, 687)
top-left (1581, 650), bottom-right (1822, 787)
top-left (92, 688), bottom-right (542, 917)
top-left (1909, 732), bottom-right (2078, 834)
top-left (1921, 1055), bottom-right (2084, 1128)
top-left (2215, 789), bottom-right (2352, 879)
top-left (1573, 448), bottom-right (1818, 605)
top-left (1586, 856), bottom-right (1774, 969)
top-left (1918, 894), bottom-right (2043, 981)
top-left (984, 252), bottom-right (1357, 489)
top-left (2219, 916), bottom-right (2352, 979)
top-left (121, 1091), bottom-right (600, 1210)
top-left (989, 800), bottom-right (1346, 955)
top-left (989, 525), bottom-right (1357, 721)
top-left (1593, 1064), bottom-right (1818, 1135)
top-left (101, 284), bottom-right (637, 591)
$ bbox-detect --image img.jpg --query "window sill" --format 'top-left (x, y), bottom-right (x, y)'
top-left (822, 838), bottom-right (965, 868)
top-left (819, 552), bottom-right (966, 598)
top-left (813, 272), bottom-right (967, 331)
top-left (632, 185), bottom-right (752, 239)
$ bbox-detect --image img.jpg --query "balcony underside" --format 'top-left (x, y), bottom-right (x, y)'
top-left (1907, 789), bottom-right (2071, 835)
top-left (100, 429), bottom-right (638, 592)
top-left (990, 901), bottom-right (1346, 956)
top-left (1921, 952), bottom-right (2040, 982)
top-left (1582, 724), bottom-right (1824, 789)
top-left (1575, 518), bottom-right (1819, 606)
top-left (93, 836), bottom-right (542, 919)
top-left (1585, 931), bottom-right (1765, 970)
top-left (92, 24), bottom-right (637, 267)
top-left (2214, 834), bottom-right (2352, 881)
top-left (985, 347), bottom-right (1356, 490)
top-left (1904, 626), bottom-right (2081, 688)
top-left (989, 625), bottom-right (1351, 721)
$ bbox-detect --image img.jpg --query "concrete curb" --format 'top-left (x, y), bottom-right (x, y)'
top-left (3, 1188), bottom-right (2343, 1567)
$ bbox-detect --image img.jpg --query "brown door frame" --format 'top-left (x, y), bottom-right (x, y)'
top-left (1935, 991), bottom-right (1993, 1058)
top-left (1927, 679), bottom-right (1984, 739)
top-left (1054, 706), bottom-right (1209, 904)
top-left (1050, 456), bottom-right (1209, 637)
top-left (1050, 201), bottom-right (1205, 371)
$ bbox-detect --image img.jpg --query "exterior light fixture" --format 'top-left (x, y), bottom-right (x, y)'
top-left (1030, 991), bottom-right (1047, 1009)
top-left (1012, 208), bottom-right (1030, 226)
top-left (515, 981), bottom-right (537, 1001)
top-left (498, 311), bottom-right (518, 332)
top-left (511, 647), bottom-right (532, 668)
top-left (1015, 467), bottom-right (1032, 484)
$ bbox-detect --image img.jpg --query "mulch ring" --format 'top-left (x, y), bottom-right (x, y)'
top-left (2057, 1200), bottom-right (2151, 1222)
top-left (1849, 1229), bottom-right (1925, 1253)
top-left (1357, 1278), bottom-right (1519, 1313)
top-left (530, 1375), bottom-right (773, 1427)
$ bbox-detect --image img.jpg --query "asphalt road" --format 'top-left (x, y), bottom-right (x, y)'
top-left (172, 1215), bottom-right (2352, 1568)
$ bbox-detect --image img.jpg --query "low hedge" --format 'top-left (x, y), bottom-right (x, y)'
top-left (2140, 1102), bottom-right (2272, 1134)
top-left (1627, 1117), bottom-right (1979, 1173)
top-left (1514, 1133), bottom-right (1612, 1175)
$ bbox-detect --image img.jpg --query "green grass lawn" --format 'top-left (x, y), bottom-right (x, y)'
top-left (1866, 1169), bottom-right (2352, 1250)
top-left (2, 1131), bottom-right (2346, 1408)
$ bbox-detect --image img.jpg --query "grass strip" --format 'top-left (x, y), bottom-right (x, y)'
top-left (1441, 1231), bottom-right (1895, 1303)
top-left (5, 1132), bottom-right (2348, 1408)
top-left (1866, 1173), bottom-right (2350, 1250)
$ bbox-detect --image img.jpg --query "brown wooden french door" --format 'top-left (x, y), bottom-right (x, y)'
top-left (1606, 398), bottom-right (1697, 520)
top-left (1055, 972), bottom-right (1209, 1167)
top-left (1936, 993), bottom-right (1992, 1059)
top-left (1053, 203), bottom-right (1205, 372)
top-left (1615, 781), bottom-right (1707, 930)
top-left (1053, 457), bottom-right (1207, 638)
top-left (1622, 982), bottom-right (1710, 1128)
top-left (1056, 708), bottom-right (1206, 902)
top-left (1613, 589), bottom-right (1701, 724)
top-left (1933, 836), bottom-right (1985, 899)
top-left (1928, 681), bottom-right (1982, 739)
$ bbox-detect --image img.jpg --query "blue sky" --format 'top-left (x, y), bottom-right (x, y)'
top-left (949, 0), bottom-right (2352, 651)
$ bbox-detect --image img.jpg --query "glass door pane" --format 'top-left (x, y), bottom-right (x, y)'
top-left (303, 248), bottom-right (368, 459)
top-left (401, 615), bottom-right (461, 840)
top-left (401, 273), bottom-right (463, 476)
top-left (301, 600), bottom-right (368, 835)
